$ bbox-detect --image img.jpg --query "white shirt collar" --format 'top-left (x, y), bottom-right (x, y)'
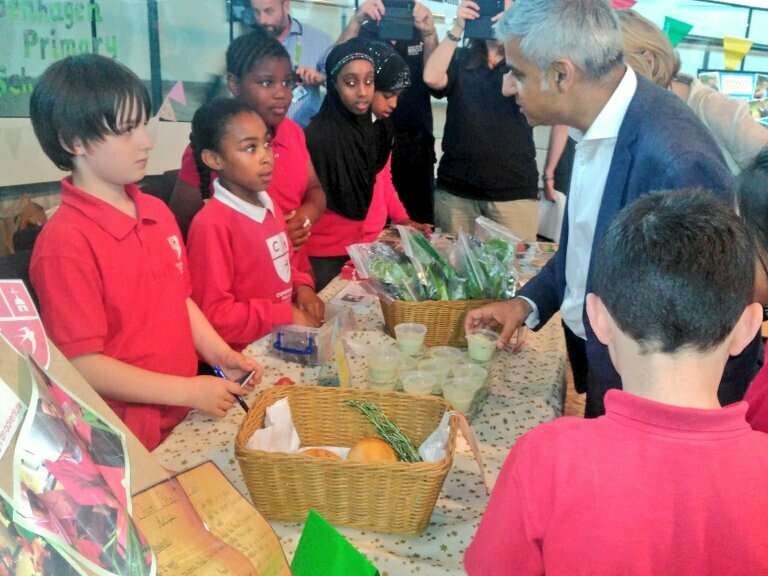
top-left (569, 66), bottom-right (637, 143)
top-left (213, 179), bottom-right (275, 224)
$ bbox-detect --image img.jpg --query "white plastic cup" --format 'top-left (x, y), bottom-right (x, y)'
top-left (442, 379), bottom-right (477, 412)
top-left (394, 323), bottom-right (427, 356)
top-left (417, 357), bottom-right (451, 394)
top-left (452, 364), bottom-right (488, 388)
top-left (466, 329), bottom-right (499, 364)
top-left (401, 370), bottom-right (435, 395)
top-left (428, 346), bottom-right (466, 367)
top-left (367, 347), bottom-right (400, 389)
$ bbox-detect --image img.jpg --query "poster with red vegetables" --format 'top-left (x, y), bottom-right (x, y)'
top-left (11, 358), bottom-right (156, 576)
top-left (0, 496), bottom-right (84, 576)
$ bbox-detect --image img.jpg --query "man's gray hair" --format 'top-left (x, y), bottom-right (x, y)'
top-left (497, 0), bottom-right (623, 80)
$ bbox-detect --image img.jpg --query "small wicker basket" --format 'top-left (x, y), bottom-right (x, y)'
top-left (378, 296), bottom-right (495, 347)
top-left (235, 386), bottom-right (457, 535)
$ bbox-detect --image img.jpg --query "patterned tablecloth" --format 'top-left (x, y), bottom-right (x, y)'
top-left (154, 273), bottom-right (567, 575)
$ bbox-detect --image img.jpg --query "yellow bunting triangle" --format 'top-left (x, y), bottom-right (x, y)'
top-left (723, 36), bottom-right (753, 70)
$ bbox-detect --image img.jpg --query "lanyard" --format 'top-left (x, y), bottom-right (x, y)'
top-left (293, 38), bottom-right (303, 67)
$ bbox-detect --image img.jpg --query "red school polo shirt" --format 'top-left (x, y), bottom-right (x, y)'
top-left (465, 389), bottom-right (768, 576)
top-left (30, 178), bottom-right (197, 450)
top-left (178, 117), bottom-right (309, 214)
top-left (307, 157), bottom-right (409, 257)
top-left (745, 343), bottom-right (768, 433)
top-left (361, 157), bottom-right (409, 243)
top-left (186, 183), bottom-right (314, 351)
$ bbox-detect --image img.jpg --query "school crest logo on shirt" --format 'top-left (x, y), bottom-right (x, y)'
top-left (266, 232), bottom-right (292, 283)
top-left (167, 235), bottom-right (184, 275)
top-left (0, 280), bottom-right (50, 369)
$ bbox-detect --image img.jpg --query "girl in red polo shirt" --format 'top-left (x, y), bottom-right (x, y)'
top-left (170, 27), bottom-right (326, 261)
top-left (186, 98), bottom-right (324, 351)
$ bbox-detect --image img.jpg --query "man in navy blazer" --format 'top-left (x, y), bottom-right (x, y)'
top-left (467, 0), bottom-right (762, 416)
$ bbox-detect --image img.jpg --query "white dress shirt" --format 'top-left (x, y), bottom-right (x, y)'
top-left (524, 66), bottom-right (638, 339)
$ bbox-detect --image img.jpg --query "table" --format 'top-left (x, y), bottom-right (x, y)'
top-left (154, 276), bottom-right (567, 575)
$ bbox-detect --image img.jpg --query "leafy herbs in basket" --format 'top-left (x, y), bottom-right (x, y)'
top-left (345, 400), bottom-right (422, 463)
top-left (348, 225), bottom-right (519, 302)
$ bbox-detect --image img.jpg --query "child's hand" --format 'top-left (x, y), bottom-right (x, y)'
top-left (402, 220), bottom-right (433, 236)
top-left (284, 208), bottom-right (313, 247)
top-left (295, 285), bottom-right (325, 324)
top-left (188, 376), bottom-right (244, 417)
top-left (218, 349), bottom-right (263, 390)
top-left (292, 305), bottom-right (322, 328)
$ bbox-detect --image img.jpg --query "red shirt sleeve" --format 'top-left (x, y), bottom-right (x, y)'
top-left (178, 144), bottom-right (201, 187)
top-left (464, 436), bottom-right (545, 576)
top-left (187, 216), bottom-right (293, 348)
top-left (30, 245), bottom-right (107, 359)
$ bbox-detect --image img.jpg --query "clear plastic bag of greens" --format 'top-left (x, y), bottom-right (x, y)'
top-left (473, 217), bottom-right (520, 298)
top-left (456, 230), bottom-right (488, 300)
top-left (347, 242), bottom-right (423, 301)
top-left (396, 225), bottom-right (458, 301)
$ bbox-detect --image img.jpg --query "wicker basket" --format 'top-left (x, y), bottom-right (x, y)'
top-left (379, 297), bottom-right (495, 347)
top-left (235, 386), bottom-right (457, 535)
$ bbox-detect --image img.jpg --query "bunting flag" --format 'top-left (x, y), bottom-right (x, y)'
top-left (611, 0), bottom-right (637, 9)
top-left (167, 81), bottom-right (187, 106)
top-left (663, 16), bottom-right (694, 48)
top-left (723, 36), bottom-right (754, 70)
top-left (157, 98), bottom-right (177, 122)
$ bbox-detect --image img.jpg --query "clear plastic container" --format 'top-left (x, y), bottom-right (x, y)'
top-left (367, 347), bottom-right (400, 390)
top-left (427, 346), bottom-right (466, 367)
top-left (394, 322), bottom-right (427, 356)
top-left (400, 370), bottom-right (435, 395)
top-left (417, 357), bottom-right (450, 394)
top-left (466, 329), bottom-right (499, 364)
top-left (442, 379), bottom-right (480, 412)
top-left (452, 364), bottom-right (488, 388)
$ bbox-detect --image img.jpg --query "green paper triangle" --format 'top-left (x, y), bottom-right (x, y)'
top-left (663, 16), bottom-right (694, 48)
top-left (291, 510), bottom-right (379, 576)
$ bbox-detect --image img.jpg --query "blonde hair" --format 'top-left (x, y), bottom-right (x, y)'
top-left (618, 9), bottom-right (677, 88)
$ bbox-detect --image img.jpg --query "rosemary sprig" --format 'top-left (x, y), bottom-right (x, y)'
top-left (345, 400), bottom-right (422, 463)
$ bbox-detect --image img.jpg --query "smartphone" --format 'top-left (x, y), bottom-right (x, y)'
top-left (379, 0), bottom-right (415, 41)
top-left (464, 0), bottom-right (504, 40)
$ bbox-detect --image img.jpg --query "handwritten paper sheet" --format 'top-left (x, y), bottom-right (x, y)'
top-left (133, 475), bottom-right (256, 575)
top-left (177, 462), bottom-right (291, 576)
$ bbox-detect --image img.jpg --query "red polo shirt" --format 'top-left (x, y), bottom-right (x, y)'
top-left (465, 389), bottom-right (768, 575)
top-left (746, 344), bottom-right (768, 433)
top-left (30, 178), bottom-right (196, 450)
top-left (178, 117), bottom-right (309, 213)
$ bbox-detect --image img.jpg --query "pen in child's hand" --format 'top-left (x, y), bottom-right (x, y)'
top-left (212, 366), bottom-right (250, 413)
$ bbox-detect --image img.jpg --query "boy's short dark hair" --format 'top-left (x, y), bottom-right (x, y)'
top-left (592, 188), bottom-right (755, 354)
top-left (736, 147), bottom-right (768, 252)
top-left (29, 54), bottom-right (151, 171)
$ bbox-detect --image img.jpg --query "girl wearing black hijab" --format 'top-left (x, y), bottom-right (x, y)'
top-left (305, 38), bottom-right (429, 289)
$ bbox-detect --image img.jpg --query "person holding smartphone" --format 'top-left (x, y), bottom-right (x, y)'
top-left (339, 0), bottom-right (440, 225)
top-left (423, 0), bottom-right (539, 240)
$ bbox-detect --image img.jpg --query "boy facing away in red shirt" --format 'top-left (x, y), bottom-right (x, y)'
top-left (465, 189), bottom-right (768, 575)
top-left (28, 54), bottom-right (261, 450)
